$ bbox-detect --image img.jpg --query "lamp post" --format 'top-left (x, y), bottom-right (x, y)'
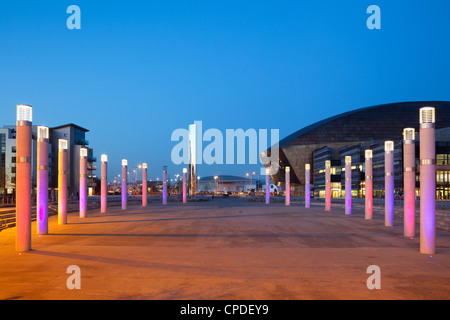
top-left (345, 156), bottom-right (352, 215)
top-left (58, 139), bottom-right (68, 225)
top-left (122, 159), bottom-right (127, 210)
top-left (183, 168), bottom-right (187, 203)
top-left (79, 148), bottom-right (88, 218)
top-left (265, 169), bottom-right (270, 204)
top-left (403, 128), bottom-right (416, 238)
top-left (419, 107), bottom-right (436, 255)
top-left (16, 104), bottom-right (32, 251)
top-left (385, 141), bottom-right (394, 227)
top-left (100, 154), bottom-right (107, 213)
top-left (37, 126), bottom-right (49, 235)
top-left (142, 163), bottom-right (147, 207)
top-left (365, 150), bottom-right (373, 220)
top-left (163, 166), bottom-right (167, 205)
top-left (305, 164), bottom-right (310, 208)
top-left (325, 160), bottom-right (331, 211)
top-left (285, 166), bottom-right (290, 206)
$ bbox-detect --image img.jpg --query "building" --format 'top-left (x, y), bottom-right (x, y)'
top-left (0, 123), bottom-right (96, 201)
top-left (263, 101), bottom-right (450, 199)
top-left (198, 175), bottom-right (255, 193)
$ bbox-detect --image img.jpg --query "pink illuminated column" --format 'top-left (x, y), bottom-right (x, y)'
top-left (142, 163), bottom-right (148, 207)
top-left (265, 168), bottom-right (270, 204)
top-left (365, 150), bottom-right (373, 220)
top-left (16, 104), bottom-right (32, 252)
top-left (305, 164), bottom-right (311, 208)
top-left (79, 148), bottom-right (88, 218)
top-left (325, 160), bottom-right (331, 211)
top-left (385, 141), bottom-right (394, 227)
top-left (182, 168), bottom-right (187, 203)
top-left (122, 159), bottom-right (127, 210)
top-left (345, 156), bottom-right (352, 215)
top-left (37, 126), bottom-right (49, 235)
top-left (285, 166), bottom-right (290, 206)
top-left (58, 139), bottom-right (68, 225)
top-left (162, 166), bottom-right (167, 205)
top-left (419, 107), bottom-right (436, 255)
top-left (100, 154), bottom-right (107, 213)
top-left (403, 128), bottom-right (416, 238)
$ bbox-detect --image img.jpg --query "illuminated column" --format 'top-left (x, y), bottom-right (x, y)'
top-left (419, 107), bottom-right (436, 255)
top-left (58, 139), bottom-right (68, 225)
top-left (142, 163), bottom-right (148, 207)
top-left (16, 104), bottom-right (32, 252)
top-left (188, 123), bottom-right (197, 196)
top-left (122, 159), bottom-right (127, 210)
top-left (37, 126), bottom-right (49, 235)
top-left (325, 160), bottom-right (331, 211)
top-left (305, 164), bottom-right (310, 208)
top-left (385, 141), bottom-right (394, 227)
top-left (365, 150), bottom-right (373, 220)
top-left (100, 154), bottom-right (107, 213)
top-left (285, 166), bottom-right (290, 206)
top-left (265, 168), bottom-right (270, 204)
top-left (79, 148), bottom-right (88, 218)
top-left (182, 168), bottom-right (187, 203)
top-left (163, 166), bottom-right (167, 205)
top-left (345, 156), bottom-right (352, 215)
top-left (403, 128), bottom-right (416, 238)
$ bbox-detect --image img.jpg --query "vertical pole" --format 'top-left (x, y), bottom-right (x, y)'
top-left (285, 166), bottom-right (290, 206)
top-left (265, 168), bottom-right (270, 204)
top-left (305, 164), bottom-right (310, 208)
top-left (37, 126), bottom-right (49, 235)
top-left (142, 163), bottom-right (148, 207)
top-left (100, 154), bottom-right (107, 213)
top-left (325, 160), bottom-right (331, 211)
top-left (385, 141), bottom-right (394, 227)
top-left (163, 166), bottom-right (167, 205)
top-left (58, 139), bottom-right (68, 225)
top-left (79, 148), bottom-right (87, 218)
top-left (122, 159), bottom-right (127, 210)
top-left (419, 107), bottom-right (436, 255)
top-left (16, 104), bottom-right (32, 252)
top-left (182, 168), bottom-right (187, 203)
top-left (403, 128), bottom-right (416, 238)
top-left (345, 156), bottom-right (352, 215)
top-left (365, 150), bottom-right (373, 220)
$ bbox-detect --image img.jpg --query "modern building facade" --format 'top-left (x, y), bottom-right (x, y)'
top-left (264, 101), bottom-right (450, 199)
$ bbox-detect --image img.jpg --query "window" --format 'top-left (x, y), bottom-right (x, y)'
top-left (11, 146), bottom-right (16, 153)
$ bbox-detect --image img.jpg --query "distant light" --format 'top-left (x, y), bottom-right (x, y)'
top-left (183, 168), bottom-right (187, 173)
top-left (142, 163), bottom-right (147, 169)
top-left (122, 159), bottom-right (127, 166)
top-left (80, 148), bottom-right (88, 157)
top-left (17, 104), bottom-right (32, 122)
top-left (345, 156), bottom-right (352, 165)
top-left (286, 166), bottom-right (290, 172)
top-left (58, 139), bottom-right (68, 150)
top-left (325, 160), bottom-right (331, 168)
top-left (101, 154), bottom-right (108, 162)
top-left (305, 164), bottom-right (310, 170)
top-left (365, 150), bottom-right (373, 159)
top-left (403, 128), bottom-right (415, 141)
top-left (37, 126), bottom-right (49, 139)
top-left (385, 141), bottom-right (394, 152)
top-left (419, 107), bottom-right (435, 124)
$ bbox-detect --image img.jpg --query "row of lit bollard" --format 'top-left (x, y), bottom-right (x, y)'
top-left (280, 107), bottom-right (435, 255)
top-left (15, 104), bottom-right (191, 252)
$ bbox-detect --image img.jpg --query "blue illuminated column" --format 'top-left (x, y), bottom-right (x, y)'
top-left (163, 166), bottom-right (167, 205)
top-left (37, 126), bottom-right (49, 235)
top-left (419, 107), bottom-right (436, 255)
top-left (385, 141), bottom-right (394, 227)
top-left (122, 159), bottom-right (127, 210)
top-left (58, 139), bottom-right (68, 225)
top-left (305, 164), bottom-right (310, 208)
top-left (345, 156), bottom-right (352, 215)
top-left (79, 148), bottom-right (88, 218)
top-left (403, 128), bottom-right (416, 238)
top-left (285, 166), bottom-right (290, 206)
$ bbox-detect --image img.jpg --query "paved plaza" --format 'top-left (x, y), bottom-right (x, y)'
top-left (0, 197), bottom-right (449, 300)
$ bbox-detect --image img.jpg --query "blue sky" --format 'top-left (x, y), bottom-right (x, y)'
top-left (1, 0), bottom-right (450, 181)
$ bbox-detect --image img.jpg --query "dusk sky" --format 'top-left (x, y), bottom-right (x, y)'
top-left (1, 0), bottom-right (450, 181)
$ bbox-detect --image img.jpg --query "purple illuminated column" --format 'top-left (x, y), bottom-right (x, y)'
top-left (325, 160), bottom-right (331, 211)
top-left (79, 148), bottom-right (87, 218)
top-left (58, 139), bottom-right (68, 225)
top-left (122, 159), bottom-right (127, 210)
top-left (163, 166), bottom-right (167, 205)
top-left (100, 154), bottom-right (107, 213)
top-left (365, 150), bottom-right (373, 220)
top-left (305, 164), bottom-right (311, 208)
top-left (142, 163), bottom-right (148, 207)
top-left (345, 156), bottom-right (352, 215)
top-left (182, 168), bottom-right (187, 203)
top-left (265, 168), bottom-right (270, 204)
top-left (16, 104), bottom-right (32, 251)
top-left (403, 128), bottom-right (416, 238)
top-left (37, 126), bottom-right (49, 235)
top-left (385, 141), bottom-right (394, 227)
top-left (285, 166), bottom-right (290, 206)
top-left (419, 107), bottom-right (436, 255)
